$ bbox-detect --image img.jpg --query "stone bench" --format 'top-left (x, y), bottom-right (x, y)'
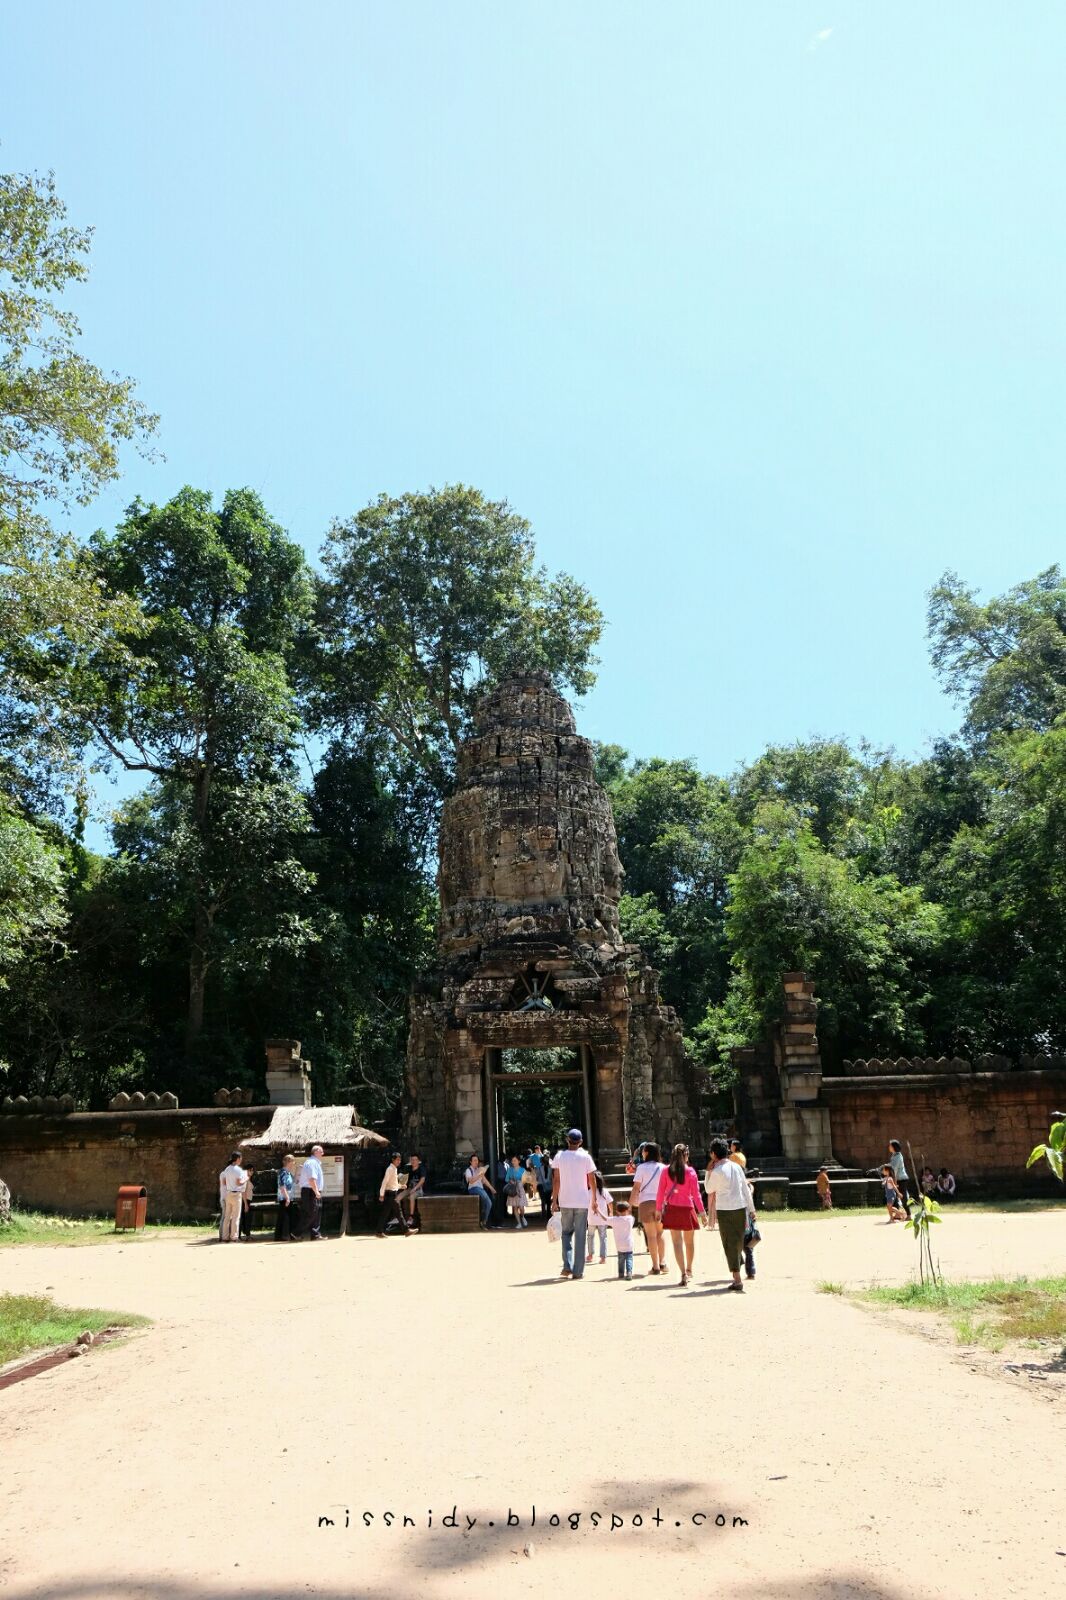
top-left (750, 1177), bottom-right (789, 1209)
top-left (787, 1178), bottom-right (885, 1209)
top-left (416, 1194), bottom-right (482, 1233)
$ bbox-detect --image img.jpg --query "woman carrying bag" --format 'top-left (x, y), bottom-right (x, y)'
top-left (629, 1141), bottom-right (667, 1275)
top-left (654, 1143), bottom-right (706, 1287)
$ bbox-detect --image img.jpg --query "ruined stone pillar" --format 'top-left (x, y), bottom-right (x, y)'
top-left (264, 1039), bottom-right (311, 1107)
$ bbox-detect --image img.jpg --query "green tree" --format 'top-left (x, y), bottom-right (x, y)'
top-left (927, 723), bottom-right (1066, 1054)
top-left (0, 168), bottom-right (154, 809)
top-left (731, 739), bottom-right (866, 848)
top-left (315, 485), bottom-right (603, 794)
top-left (110, 769), bottom-right (318, 1092)
top-left (78, 486), bottom-right (315, 1056)
top-left (232, 744), bottom-right (436, 1117)
top-left (602, 754), bottom-right (744, 1026)
top-left (928, 566), bottom-right (1066, 739)
top-left (708, 802), bottom-right (944, 1066)
top-left (0, 798), bottom-right (66, 984)
top-left (0, 168), bottom-right (156, 517)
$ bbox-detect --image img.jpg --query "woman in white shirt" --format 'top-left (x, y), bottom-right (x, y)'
top-left (628, 1142), bottom-right (667, 1276)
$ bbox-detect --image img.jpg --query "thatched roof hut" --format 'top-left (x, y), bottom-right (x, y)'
top-left (240, 1106), bottom-right (388, 1235)
top-left (239, 1104), bottom-right (386, 1155)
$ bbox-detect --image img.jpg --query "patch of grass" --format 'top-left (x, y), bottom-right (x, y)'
top-left (859, 1275), bottom-right (1066, 1351)
top-left (817, 1280), bottom-right (845, 1295)
top-left (762, 1197), bottom-right (1064, 1220)
top-left (0, 1292), bottom-right (147, 1366)
top-left (0, 1209), bottom-right (208, 1248)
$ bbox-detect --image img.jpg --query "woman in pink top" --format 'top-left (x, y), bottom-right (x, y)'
top-left (654, 1143), bottom-right (706, 1286)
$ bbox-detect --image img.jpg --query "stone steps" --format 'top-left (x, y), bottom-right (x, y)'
top-left (417, 1195), bottom-right (482, 1232)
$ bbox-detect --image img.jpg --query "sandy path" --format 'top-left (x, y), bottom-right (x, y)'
top-left (1, 1210), bottom-right (1063, 1600)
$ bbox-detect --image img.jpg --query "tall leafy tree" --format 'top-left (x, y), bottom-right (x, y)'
top-left (928, 565), bottom-right (1066, 738)
top-left (707, 802), bottom-right (944, 1068)
top-left (78, 486), bottom-right (315, 1056)
top-left (0, 799), bottom-right (66, 984)
top-left (0, 166), bottom-right (155, 808)
top-left (600, 753), bottom-right (744, 1026)
top-left (315, 485), bottom-right (603, 795)
top-left (926, 724), bottom-right (1066, 1055)
top-left (0, 168), bottom-right (156, 518)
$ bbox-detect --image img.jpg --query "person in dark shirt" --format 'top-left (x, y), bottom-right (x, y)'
top-left (401, 1154), bottom-right (429, 1229)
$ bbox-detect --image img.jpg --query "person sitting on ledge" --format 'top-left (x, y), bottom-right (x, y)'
top-left (464, 1153), bottom-right (495, 1229)
top-left (400, 1153), bottom-right (428, 1229)
top-left (936, 1168), bottom-right (956, 1200)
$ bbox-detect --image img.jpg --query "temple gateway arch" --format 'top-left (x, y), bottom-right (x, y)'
top-left (404, 672), bottom-right (708, 1172)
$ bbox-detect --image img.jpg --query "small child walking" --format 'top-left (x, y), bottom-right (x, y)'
top-left (609, 1198), bottom-right (635, 1279)
top-left (587, 1171), bottom-right (611, 1262)
top-left (743, 1175), bottom-right (759, 1280)
top-left (816, 1165), bottom-right (833, 1210)
top-left (880, 1164), bottom-right (908, 1221)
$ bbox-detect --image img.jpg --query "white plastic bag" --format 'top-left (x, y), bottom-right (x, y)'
top-left (546, 1211), bottom-right (562, 1244)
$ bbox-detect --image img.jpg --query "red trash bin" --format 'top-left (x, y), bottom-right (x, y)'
top-left (115, 1185), bottom-right (148, 1230)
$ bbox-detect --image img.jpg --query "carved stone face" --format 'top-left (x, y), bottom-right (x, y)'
top-left (437, 676), bottom-right (623, 952)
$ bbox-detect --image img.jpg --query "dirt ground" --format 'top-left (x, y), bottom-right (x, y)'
top-left (1, 1209), bottom-right (1064, 1600)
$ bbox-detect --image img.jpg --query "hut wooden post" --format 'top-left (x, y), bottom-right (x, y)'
top-left (340, 1151), bottom-right (350, 1238)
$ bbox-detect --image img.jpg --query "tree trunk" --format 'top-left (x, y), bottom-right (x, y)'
top-left (185, 763), bottom-right (213, 1060)
top-left (186, 921), bottom-right (209, 1059)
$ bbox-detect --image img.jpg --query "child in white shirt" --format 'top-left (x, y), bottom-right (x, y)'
top-left (587, 1171), bottom-right (611, 1262)
top-left (609, 1200), bottom-right (635, 1279)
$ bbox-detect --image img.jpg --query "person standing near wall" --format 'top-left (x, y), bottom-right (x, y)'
top-left (705, 1138), bottom-right (755, 1293)
top-left (887, 1139), bottom-right (911, 1208)
top-left (816, 1165), bottom-right (833, 1210)
top-left (299, 1144), bottom-right (325, 1241)
top-left (219, 1151), bottom-right (246, 1243)
top-left (275, 1154), bottom-right (298, 1241)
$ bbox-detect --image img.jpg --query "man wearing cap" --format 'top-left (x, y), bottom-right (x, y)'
top-left (550, 1129), bottom-right (597, 1280)
top-left (298, 1144), bottom-right (326, 1241)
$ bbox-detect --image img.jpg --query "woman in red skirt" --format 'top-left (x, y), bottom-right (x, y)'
top-left (654, 1143), bottom-right (706, 1286)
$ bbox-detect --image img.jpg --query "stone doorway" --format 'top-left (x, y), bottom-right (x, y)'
top-left (485, 1047), bottom-right (594, 1173)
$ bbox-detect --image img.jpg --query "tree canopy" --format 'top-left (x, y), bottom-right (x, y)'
top-left (314, 485), bottom-right (603, 794)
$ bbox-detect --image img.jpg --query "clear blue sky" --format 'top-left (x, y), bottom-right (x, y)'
top-left (5, 4), bottom-right (1065, 798)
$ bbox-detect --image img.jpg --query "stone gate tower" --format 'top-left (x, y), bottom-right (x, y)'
top-left (404, 672), bottom-right (708, 1173)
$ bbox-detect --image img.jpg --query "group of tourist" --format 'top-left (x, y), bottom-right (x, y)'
top-left (219, 1125), bottom-right (958, 1251)
top-left (217, 1146), bottom-right (327, 1242)
top-left (462, 1129), bottom-right (759, 1290)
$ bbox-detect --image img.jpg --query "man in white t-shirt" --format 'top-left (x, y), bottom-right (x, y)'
top-left (219, 1152), bottom-right (247, 1243)
top-left (550, 1129), bottom-right (596, 1280)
